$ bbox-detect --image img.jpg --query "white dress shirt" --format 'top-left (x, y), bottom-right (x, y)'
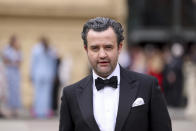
top-left (93, 64), bottom-right (120, 131)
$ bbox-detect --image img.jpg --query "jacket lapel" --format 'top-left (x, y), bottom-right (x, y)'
top-left (76, 75), bottom-right (100, 131)
top-left (115, 67), bottom-right (139, 131)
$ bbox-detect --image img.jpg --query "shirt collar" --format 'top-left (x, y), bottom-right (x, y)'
top-left (93, 63), bottom-right (120, 85)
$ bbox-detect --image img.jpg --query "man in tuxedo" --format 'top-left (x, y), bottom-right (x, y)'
top-left (59, 17), bottom-right (172, 131)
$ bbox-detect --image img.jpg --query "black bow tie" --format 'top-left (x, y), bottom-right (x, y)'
top-left (95, 76), bottom-right (118, 91)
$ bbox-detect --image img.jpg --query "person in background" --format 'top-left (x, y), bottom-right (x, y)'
top-left (0, 54), bottom-right (8, 118)
top-left (146, 46), bottom-right (164, 92)
top-left (185, 43), bottom-right (196, 120)
top-left (162, 43), bottom-right (184, 107)
top-left (2, 35), bottom-right (22, 117)
top-left (51, 56), bottom-right (61, 116)
top-left (129, 45), bottom-right (147, 73)
top-left (31, 37), bottom-right (56, 118)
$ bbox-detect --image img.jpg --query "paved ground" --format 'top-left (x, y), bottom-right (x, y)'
top-left (0, 108), bottom-right (196, 131)
top-left (0, 119), bottom-right (58, 131)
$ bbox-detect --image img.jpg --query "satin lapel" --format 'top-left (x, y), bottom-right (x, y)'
top-left (115, 67), bottom-right (139, 131)
top-left (76, 75), bottom-right (100, 131)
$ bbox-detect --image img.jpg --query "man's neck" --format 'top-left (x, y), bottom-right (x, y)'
top-left (93, 64), bottom-right (120, 81)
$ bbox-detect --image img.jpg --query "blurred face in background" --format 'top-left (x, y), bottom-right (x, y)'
top-left (10, 36), bottom-right (20, 50)
top-left (40, 37), bottom-right (49, 51)
top-left (85, 27), bottom-right (122, 78)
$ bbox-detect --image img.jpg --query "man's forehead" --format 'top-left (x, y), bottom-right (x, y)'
top-left (88, 42), bottom-right (114, 46)
top-left (88, 27), bottom-right (114, 34)
top-left (87, 27), bottom-right (116, 39)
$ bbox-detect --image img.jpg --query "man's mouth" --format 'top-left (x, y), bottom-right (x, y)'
top-left (98, 61), bottom-right (109, 66)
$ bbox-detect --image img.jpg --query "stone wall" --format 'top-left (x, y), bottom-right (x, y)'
top-left (0, 0), bottom-right (127, 108)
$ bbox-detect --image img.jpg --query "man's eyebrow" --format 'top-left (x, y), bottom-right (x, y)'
top-left (105, 44), bottom-right (113, 46)
top-left (89, 44), bottom-right (99, 47)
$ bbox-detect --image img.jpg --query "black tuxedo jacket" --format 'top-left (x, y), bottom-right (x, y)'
top-left (59, 67), bottom-right (172, 131)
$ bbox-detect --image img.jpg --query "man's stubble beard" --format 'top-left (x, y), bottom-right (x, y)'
top-left (94, 61), bottom-right (117, 78)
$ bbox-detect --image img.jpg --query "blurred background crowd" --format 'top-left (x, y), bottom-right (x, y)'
top-left (0, 0), bottom-right (196, 123)
top-left (0, 35), bottom-right (72, 118)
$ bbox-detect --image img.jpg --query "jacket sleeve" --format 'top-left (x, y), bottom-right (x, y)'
top-left (150, 78), bottom-right (172, 131)
top-left (59, 88), bottom-right (74, 131)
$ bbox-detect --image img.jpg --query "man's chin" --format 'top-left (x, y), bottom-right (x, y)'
top-left (96, 68), bottom-right (111, 77)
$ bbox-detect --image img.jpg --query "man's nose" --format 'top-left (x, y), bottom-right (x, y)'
top-left (98, 48), bottom-right (107, 58)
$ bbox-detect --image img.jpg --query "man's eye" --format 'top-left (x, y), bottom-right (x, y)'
top-left (91, 46), bottom-right (99, 51)
top-left (105, 46), bottom-right (113, 50)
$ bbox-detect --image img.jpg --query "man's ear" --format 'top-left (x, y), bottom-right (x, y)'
top-left (84, 44), bottom-right (88, 52)
top-left (118, 42), bottom-right (123, 53)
